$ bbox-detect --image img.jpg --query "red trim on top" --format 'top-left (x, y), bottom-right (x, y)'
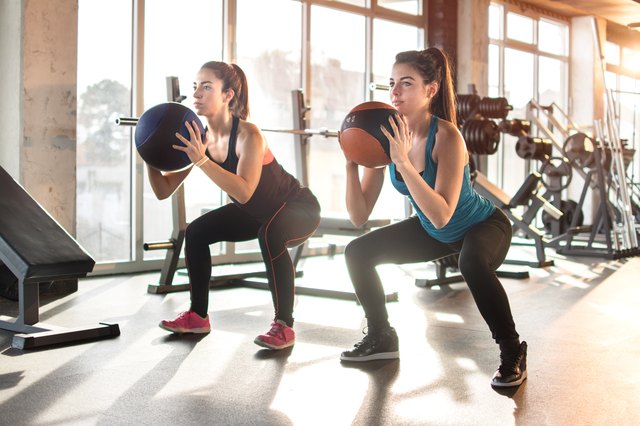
top-left (263, 147), bottom-right (275, 165)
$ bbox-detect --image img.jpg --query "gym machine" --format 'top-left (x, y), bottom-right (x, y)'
top-left (525, 95), bottom-right (639, 259)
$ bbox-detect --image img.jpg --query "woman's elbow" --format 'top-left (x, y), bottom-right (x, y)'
top-left (234, 187), bottom-right (255, 205)
top-left (431, 221), bottom-right (446, 230)
top-left (431, 213), bottom-right (453, 229)
top-left (151, 188), bottom-right (171, 200)
top-left (348, 212), bottom-right (369, 228)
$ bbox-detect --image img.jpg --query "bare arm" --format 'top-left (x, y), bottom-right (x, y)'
top-left (385, 117), bottom-right (466, 229)
top-left (224, 122), bottom-right (264, 203)
top-left (146, 164), bottom-right (192, 200)
top-left (345, 159), bottom-right (385, 227)
top-left (174, 120), bottom-right (264, 204)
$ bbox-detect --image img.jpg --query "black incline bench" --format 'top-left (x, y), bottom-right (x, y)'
top-left (0, 166), bottom-right (119, 349)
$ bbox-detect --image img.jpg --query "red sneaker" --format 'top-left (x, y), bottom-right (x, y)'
top-left (254, 320), bottom-right (295, 350)
top-left (159, 311), bottom-right (210, 334)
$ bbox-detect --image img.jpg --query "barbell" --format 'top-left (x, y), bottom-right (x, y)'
top-left (116, 117), bottom-right (338, 138)
top-left (260, 127), bottom-right (338, 138)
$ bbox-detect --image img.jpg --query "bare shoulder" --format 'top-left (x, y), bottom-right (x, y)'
top-left (237, 120), bottom-right (262, 139)
top-left (433, 118), bottom-right (467, 162)
top-left (436, 118), bottom-right (463, 141)
top-left (236, 119), bottom-right (265, 153)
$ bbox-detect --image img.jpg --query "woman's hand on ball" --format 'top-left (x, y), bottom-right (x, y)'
top-left (173, 120), bottom-right (207, 164)
top-left (381, 114), bottom-right (411, 166)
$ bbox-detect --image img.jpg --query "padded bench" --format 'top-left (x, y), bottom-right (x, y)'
top-left (0, 166), bottom-right (119, 349)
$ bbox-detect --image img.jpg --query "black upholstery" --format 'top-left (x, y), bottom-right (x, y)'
top-left (0, 166), bottom-right (95, 281)
top-left (0, 166), bottom-right (119, 349)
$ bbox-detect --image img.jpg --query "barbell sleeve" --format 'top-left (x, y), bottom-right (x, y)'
top-left (116, 117), bottom-right (139, 126)
top-left (143, 240), bottom-right (175, 251)
top-left (369, 82), bottom-right (390, 91)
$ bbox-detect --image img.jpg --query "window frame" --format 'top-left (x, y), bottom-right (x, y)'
top-left (487, 1), bottom-right (570, 189)
top-left (82, 0), bottom-right (427, 275)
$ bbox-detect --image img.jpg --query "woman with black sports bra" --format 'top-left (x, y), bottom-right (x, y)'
top-left (339, 48), bottom-right (527, 388)
top-left (147, 61), bottom-right (321, 350)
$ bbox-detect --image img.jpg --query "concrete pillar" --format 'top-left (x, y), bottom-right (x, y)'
top-left (570, 16), bottom-right (606, 129)
top-left (0, 1), bottom-right (23, 179)
top-left (3, 0), bottom-right (79, 235)
top-left (457, 0), bottom-right (489, 173)
top-left (457, 0), bottom-right (490, 96)
top-left (570, 16), bottom-right (606, 222)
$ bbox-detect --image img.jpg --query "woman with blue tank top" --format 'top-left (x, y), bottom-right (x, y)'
top-left (146, 61), bottom-right (320, 351)
top-left (339, 48), bottom-right (527, 387)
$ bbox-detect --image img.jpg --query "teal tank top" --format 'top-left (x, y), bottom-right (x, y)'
top-left (390, 116), bottom-right (495, 243)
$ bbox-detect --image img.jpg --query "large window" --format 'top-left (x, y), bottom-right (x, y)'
top-left (235, 0), bottom-right (303, 254)
top-left (371, 19), bottom-right (424, 220)
top-left (309, 6), bottom-right (366, 215)
top-left (236, 0), bottom-right (302, 175)
top-left (307, 8), bottom-right (422, 220)
top-left (487, 2), bottom-right (569, 195)
top-left (77, 0), bottom-right (425, 272)
top-left (605, 42), bottom-right (640, 195)
top-left (76, 0), bottom-right (133, 263)
top-left (502, 47), bottom-right (535, 195)
top-left (142, 0), bottom-right (224, 260)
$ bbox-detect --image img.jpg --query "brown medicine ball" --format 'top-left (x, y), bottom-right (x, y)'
top-left (339, 101), bottom-right (397, 168)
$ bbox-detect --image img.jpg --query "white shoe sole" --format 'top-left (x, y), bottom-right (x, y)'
top-left (254, 337), bottom-right (295, 350)
top-left (491, 369), bottom-right (528, 387)
top-left (158, 323), bottom-right (210, 334)
top-left (340, 351), bottom-right (399, 362)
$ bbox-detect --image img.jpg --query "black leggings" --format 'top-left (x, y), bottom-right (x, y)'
top-left (344, 209), bottom-right (519, 344)
top-left (185, 188), bottom-right (320, 326)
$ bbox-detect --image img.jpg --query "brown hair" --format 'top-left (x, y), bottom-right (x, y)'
top-left (394, 47), bottom-right (457, 127)
top-left (200, 61), bottom-right (250, 120)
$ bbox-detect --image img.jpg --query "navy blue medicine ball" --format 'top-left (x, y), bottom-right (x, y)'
top-left (135, 102), bottom-right (205, 172)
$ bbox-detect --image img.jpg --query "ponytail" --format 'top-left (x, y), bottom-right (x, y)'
top-left (230, 64), bottom-right (250, 120)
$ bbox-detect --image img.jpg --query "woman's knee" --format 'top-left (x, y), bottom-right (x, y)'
top-left (458, 254), bottom-right (493, 282)
top-left (185, 220), bottom-right (213, 248)
top-left (344, 237), bottom-right (374, 266)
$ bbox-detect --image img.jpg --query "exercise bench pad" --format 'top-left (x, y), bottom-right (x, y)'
top-left (0, 166), bottom-right (95, 281)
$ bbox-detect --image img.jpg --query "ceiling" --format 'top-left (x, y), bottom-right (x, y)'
top-left (522, 0), bottom-right (640, 28)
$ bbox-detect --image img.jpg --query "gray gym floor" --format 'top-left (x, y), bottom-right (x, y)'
top-left (1, 246), bottom-right (639, 425)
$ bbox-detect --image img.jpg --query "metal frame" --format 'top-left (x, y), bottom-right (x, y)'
top-left (526, 73), bottom-right (639, 258)
top-left (0, 272), bottom-right (120, 350)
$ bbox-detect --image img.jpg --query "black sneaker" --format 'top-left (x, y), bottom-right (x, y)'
top-left (340, 327), bottom-right (399, 362)
top-left (491, 341), bottom-right (528, 387)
